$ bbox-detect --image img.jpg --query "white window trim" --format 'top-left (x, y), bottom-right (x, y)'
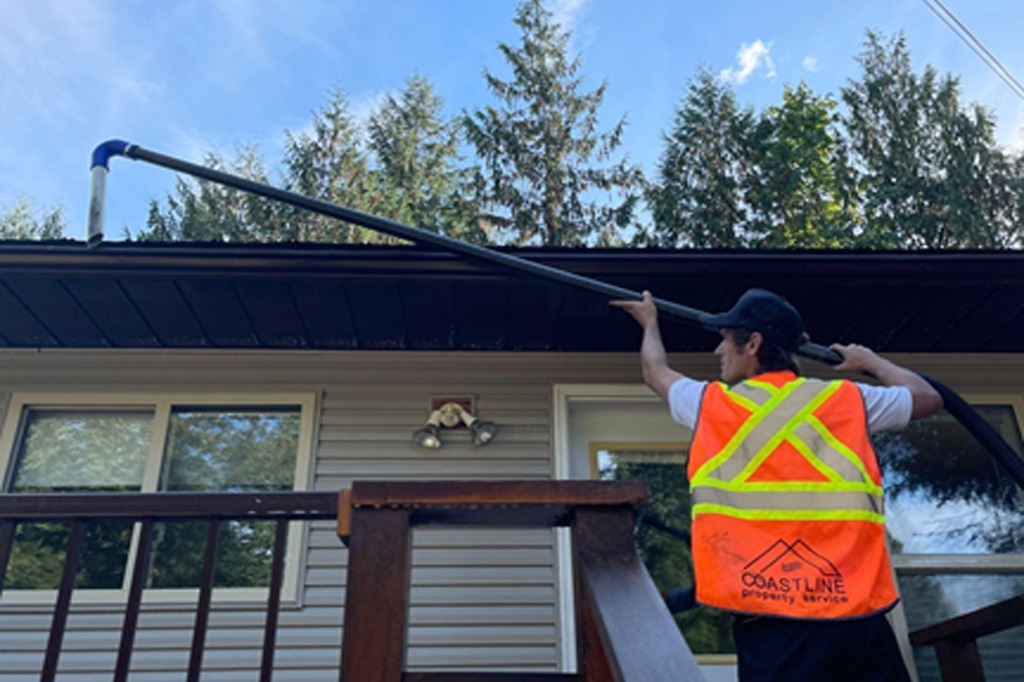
top-left (0, 392), bottom-right (319, 607)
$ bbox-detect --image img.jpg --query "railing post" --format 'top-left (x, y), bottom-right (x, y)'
top-left (41, 518), bottom-right (86, 682)
top-left (115, 518), bottom-right (154, 682)
top-left (0, 519), bottom-right (15, 596)
top-left (339, 506), bottom-right (412, 682)
top-left (260, 518), bottom-right (290, 682)
top-left (187, 520), bottom-right (221, 682)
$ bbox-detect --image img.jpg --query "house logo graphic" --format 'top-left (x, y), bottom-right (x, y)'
top-left (739, 539), bottom-right (850, 607)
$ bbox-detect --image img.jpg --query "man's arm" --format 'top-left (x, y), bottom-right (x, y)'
top-left (610, 291), bottom-right (684, 403)
top-left (830, 343), bottom-right (943, 420)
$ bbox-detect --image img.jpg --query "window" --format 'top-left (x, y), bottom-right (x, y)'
top-left (0, 394), bottom-right (315, 598)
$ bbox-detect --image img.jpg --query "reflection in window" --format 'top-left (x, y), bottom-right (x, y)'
top-left (875, 405), bottom-right (1024, 555)
top-left (595, 444), bottom-right (735, 655)
top-left (149, 407), bottom-right (300, 588)
top-left (6, 410), bottom-right (153, 589)
top-left (3, 403), bottom-right (304, 592)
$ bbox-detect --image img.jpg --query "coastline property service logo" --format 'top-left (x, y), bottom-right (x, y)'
top-left (740, 539), bottom-right (849, 607)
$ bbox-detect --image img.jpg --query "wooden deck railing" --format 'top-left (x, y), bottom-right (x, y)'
top-left (6, 486), bottom-right (1023, 682)
top-left (0, 483), bottom-right (704, 682)
top-left (336, 480), bottom-right (706, 682)
top-left (910, 594), bottom-right (1024, 682)
top-left (0, 491), bottom-right (339, 682)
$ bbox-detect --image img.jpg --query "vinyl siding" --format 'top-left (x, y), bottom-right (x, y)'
top-left (0, 349), bottom-right (642, 680)
top-left (0, 349), bottom-right (1019, 680)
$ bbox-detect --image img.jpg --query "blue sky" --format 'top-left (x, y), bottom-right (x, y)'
top-left (2, 0), bottom-right (1022, 241)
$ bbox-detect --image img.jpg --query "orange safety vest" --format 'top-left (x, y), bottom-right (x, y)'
top-left (688, 371), bottom-right (899, 619)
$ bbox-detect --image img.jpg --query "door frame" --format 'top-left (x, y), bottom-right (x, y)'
top-left (551, 383), bottom-right (665, 671)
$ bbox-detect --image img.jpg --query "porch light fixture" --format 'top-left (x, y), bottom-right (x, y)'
top-left (413, 400), bottom-right (497, 448)
top-left (412, 410), bottom-right (443, 449)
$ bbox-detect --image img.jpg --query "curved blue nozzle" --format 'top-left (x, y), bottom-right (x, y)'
top-left (88, 139), bottom-right (134, 247)
top-left (90, 139), bottom-right (132, 170)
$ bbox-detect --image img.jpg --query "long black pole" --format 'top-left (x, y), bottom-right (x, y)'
top-left (88, 140), bottom-right (1024, 488)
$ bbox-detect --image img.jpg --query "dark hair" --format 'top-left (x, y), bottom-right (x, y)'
top-left (731, 327), bottom-right (808, 375)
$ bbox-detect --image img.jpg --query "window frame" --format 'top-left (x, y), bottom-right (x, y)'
top-left (0, 392), bottom-right (318, 605)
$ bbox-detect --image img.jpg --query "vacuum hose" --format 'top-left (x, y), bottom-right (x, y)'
top-left (87, 140), bottom-right (1024, 490)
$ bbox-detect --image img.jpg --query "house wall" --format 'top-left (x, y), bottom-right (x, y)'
top-left (0, 349), bottom-right (1020, 681)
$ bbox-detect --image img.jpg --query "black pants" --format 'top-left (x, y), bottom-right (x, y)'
top-left (732, 612), bottom-right (913, 682)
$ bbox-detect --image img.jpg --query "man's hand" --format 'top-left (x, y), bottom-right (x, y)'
top-left (831, 342), bottom-right (943, 420)
top-left (830, 342), bottom-right (881, 374)
top-left (610, 290), bottom-right (658, 329)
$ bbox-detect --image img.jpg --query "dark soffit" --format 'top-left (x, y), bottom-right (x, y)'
top-left (0, 241), bottom-right (1020, 354)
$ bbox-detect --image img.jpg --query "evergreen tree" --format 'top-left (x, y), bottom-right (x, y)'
top-left (841, 31), bottom-right (1022, 248)
top-left (368, 74), bottom-right (482, 241)
top-left (464, 0), bottom-right (641, 246)
top-left (646, 69), bottom-right (754, 248)
top-left (747, 83), bottom-right (861, 247)
top-left (137, 145), bottom-right (281, 242)
top-left (0, 198), bottom-right (66, 240)
top-left (282, 90), bottom-right (391, 243)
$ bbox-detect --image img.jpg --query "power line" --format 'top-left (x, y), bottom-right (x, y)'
top-left (920, 0), bottom-right (1024, 101)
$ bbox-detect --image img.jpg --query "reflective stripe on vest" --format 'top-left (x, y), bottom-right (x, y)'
top-left (691, 377), bottom-right (885, 524)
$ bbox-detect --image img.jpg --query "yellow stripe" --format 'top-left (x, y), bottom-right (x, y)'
top-left (786, 433), bottom-right (844, 483)
top-left (692, 379), bottom-right (806, 482)
top-left (720, 388), bottom-right (760, 413)
top-left (733, 380), bottom-right (842, 483)
top-left (693, 478), bottom-right (883, 494)
top-left (742, 379), bottom-right (780, 396)
top-left (806, 414), bottom-right (879, 490)
top-left (692, 503), bottom-right (886, 524)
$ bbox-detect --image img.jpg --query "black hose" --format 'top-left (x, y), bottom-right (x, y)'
top-left (99, 141), bottom-right (1024, 491)
top-left (635, 512), bottom-right (697, 613)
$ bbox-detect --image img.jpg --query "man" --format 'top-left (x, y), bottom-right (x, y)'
top-left (611, 288), bottom-right (942, 682)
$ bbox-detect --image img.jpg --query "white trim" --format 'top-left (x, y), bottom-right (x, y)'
top-left (893, 554), bottom-right (1024, 573)
top-left (551, 385), bottom-right (574, 672)
top-left (551, 383), bottom-right (660, 673)
top-left (0, 391), bottom-right (318, 606)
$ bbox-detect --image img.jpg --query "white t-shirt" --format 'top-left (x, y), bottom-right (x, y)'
top-left (667, 377), bottom-right (912, 435)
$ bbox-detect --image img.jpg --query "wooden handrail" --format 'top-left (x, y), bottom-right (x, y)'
top-left (338, 480), bottom-right (705, 682)
top-left (0, 491), bottom-right (339, 520)
top-left (337, 480), bottom-right (648, 544)
top-left (909, 594), bottom-right (1024, 682)
top-left (0, 491), bottom-right (338, 681)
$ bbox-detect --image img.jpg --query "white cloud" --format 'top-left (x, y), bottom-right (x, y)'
top-left (719, 39), bottom-right (776, 85)
top-left (548, 0), bottom-right (591, 33)
top-left (803, 55), bottom-right (820, 72)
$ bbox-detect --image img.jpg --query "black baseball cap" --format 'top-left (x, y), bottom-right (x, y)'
top-left (699, 288), bottom-right (806, 351)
